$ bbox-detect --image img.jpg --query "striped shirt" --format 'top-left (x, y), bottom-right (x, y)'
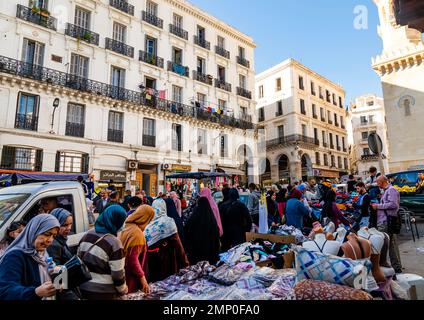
top-left (77, 230), bottom-right (127, 294)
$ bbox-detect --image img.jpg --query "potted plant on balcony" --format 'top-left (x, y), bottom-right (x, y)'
top-left (40, 8), bottom-right (50, 17)
top-left (31, 6), bottom-right (41, 14)
top-left (83, 32), bottom-right (92, 42)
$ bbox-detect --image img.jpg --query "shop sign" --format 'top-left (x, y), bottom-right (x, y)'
top-left (100, 170), bottom-right (127, 182)
top-left (171, 164), bottom-right (191, 172)
top-left (316, 169), bottom-right (340, 178)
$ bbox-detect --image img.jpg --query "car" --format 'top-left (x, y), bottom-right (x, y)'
top-left (0, 181), bottom-right (91, 249)
top-left (387, 170), bottom-right (424, 215)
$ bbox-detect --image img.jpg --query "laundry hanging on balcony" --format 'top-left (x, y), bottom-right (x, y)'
top-left (172, 63), bottom-right (187, 76)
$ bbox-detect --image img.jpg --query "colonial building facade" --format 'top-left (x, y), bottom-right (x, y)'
top-left (348, 94), bottom-right (389, 179)
top-left (372, 0), bottom-right (424, 173)
top-left (255, 59), bottom-right (349, 186)
top-left (0, 0), bottom-right (258, 195)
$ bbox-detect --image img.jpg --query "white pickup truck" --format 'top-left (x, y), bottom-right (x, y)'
top-left (0, 181), bottom-right (91, 249)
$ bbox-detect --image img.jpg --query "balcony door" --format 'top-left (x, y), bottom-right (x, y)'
top-left (16, 92), bottom-right (39, 131)
top-left (145, 36), bottom-right (157, 56)
top-left (75, 7), bottom-right (90, 29)
top-left (70, 54), bottom-right (89, 78)
top-left (172, 47), bottom-right (182, 65)
top-left (22, 38), bottom-right (44, 66)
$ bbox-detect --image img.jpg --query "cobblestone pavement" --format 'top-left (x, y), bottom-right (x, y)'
top-left (398, 218), bottom-right (424, 277)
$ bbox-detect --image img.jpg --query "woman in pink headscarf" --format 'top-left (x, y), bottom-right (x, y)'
top-left (199, 188), bottom-right (223, 236)
top-left (170, 191), bottom-right (182, 217)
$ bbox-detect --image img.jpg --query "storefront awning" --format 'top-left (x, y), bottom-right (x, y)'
top-left (166, 172), bottom-right (229, 179)
top-left (0, 170), bottom-right (88, 182)
top-left (216, 167), bottom-right (245, 176)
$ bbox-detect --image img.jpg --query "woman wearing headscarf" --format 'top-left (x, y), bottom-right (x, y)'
top-left (77, 205), bottom-right (128, 300)
top-left (199, 187), bottom-right (223, 237)
top-left (145, 199), bottom-right (189, 282)
top-left (266, 190), bottom-right (280, 226)
top-left (0, 214), bottom-right (60, 300)
top-left (220, 189), bottom-right (252, 252)
top-left (0, 220), bottom-right (26, 257)
top-left (170, 191), bottom-right (182, 217)
top-left (184, 197), bottom-right (220, 265)
top-left (164, 197), bottom-right (185, 245)
top-left (285, 189), bottom-right (310, 229)
top-left (321, 189), bottom-right (351, 228)
top-left (275, 185), bottom-right (288, 220)
top-left (119, 205), bottom-right (154, 294)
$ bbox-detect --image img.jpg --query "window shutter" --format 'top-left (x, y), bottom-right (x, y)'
top-left (35, 149), bottom-right (43, 171)
top-left (55, 151), bottom-right (60, 172)
top-left (82, 153), bottom-right (89, 173)
top-left (1, 146), bottom-right (16, 169)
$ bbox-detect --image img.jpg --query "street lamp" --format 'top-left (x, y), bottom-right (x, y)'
top-left (50, 98), bottom-right (60, 133)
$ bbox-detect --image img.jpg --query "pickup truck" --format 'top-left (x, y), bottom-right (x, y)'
top-left (0, 181), bottom-right (91, 249)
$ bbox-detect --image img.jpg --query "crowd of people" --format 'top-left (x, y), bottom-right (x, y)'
top-left (0, 166), bottom-right (404, 300)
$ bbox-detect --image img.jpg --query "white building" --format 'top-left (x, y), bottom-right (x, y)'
top-left (372, 0), bottom-right (424, 173)
top-left (255, 59), bottom-right (349, 185)
top-left (0, 0), bottom-right (259, 196)
top-left (348, 94), bottom-right (389, 179)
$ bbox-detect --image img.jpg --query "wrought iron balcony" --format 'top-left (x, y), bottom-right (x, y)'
top-left (215, 46), bottom-right (230, 59)
top-left (335, 122), bottom-right (339, 127)
top-left (16, 4), bottom-right (57, 31)
top-left (142, 134), bottom-right (156, 147)
top-left (361, 154), bottom-right (380, 161)
top-left (215, 79), bottom-right (231, 92)
top-left (341, 124), bottom-right (346, 129)
top-left (328, 120), bottom-right (333, 125)
top-left (343, 147), bottom-right (347, 152)
top-left (167, 61), bottom-right (189, 77)
top-left (337, 146), bottom-right (341, 151)
top-left (15, 113), bottom-right (38, 131)
top-left (313, 114), bottom-right (318, 119)
top-left (142, 11), bottom-right (163, 29)
top-left (65, 23), bottom-right (99, 46)
top-left (266, 135), bottom-right (320, 150)
top-left (193, 71), bottom-right (212, 85)
top-left (105, 38), bottom-right (134, 58)
top-left (276, 111), bottom-right (283, 117)
top-left (194, 36), bottom-right (210, 50)
top-left (65, 122), bottom-right (85, 138)
top-left (239, 114), bottom-right (252, 123)
top-left (237, 56), bottom-right (250, 68)
top-left (169, 24), bottom-right (188, 40)
top-left (258, 116), bottom-right (265, 122)
top-left (316, 160), bottom-right (321, 165)
top-left (330, 144), bottom-right (335, 149)
top-left (108, 129), bottom-right (123, 143)
top-left (237, 87), bottom-right (252, 99)
top-left (321, 117), bottom-right (326, 122)
top-left (139, 50), bottom-right (164, 68)
top-left (0, 55), bottom-right (256, 131)
top-left (110, 0), bottom-right (134, 16)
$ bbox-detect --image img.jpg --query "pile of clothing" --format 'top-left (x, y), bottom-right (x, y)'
top-left (269, 225), bottom-right (307, 244)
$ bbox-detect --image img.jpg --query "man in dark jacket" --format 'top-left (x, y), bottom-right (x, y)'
top-left (95, 190), bottom-right (110, 214)
top-left (247, 183), bottom-right (261, 225)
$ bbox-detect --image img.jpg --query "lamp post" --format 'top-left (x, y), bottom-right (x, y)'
top-left (50, 98), bottom-right (60, 133)
top-left (211, 131), bottom-right (223, 172)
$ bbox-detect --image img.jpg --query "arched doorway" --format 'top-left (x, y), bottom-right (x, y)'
top-left (301, 154), bottom-right (313, 181)
top-left (278, 154), bottom-right (290, 183)
top-left (260, 158), bottom-right (271, 186)
top-left (237, 144), bottom-right (253, 186)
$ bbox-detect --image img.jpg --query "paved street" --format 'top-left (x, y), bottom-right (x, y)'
top-left (399, 218), bottom-right (424, 277)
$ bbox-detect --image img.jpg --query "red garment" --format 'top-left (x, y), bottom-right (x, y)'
top-left (181, 198), bottom-right (187, 210)
top-left (125, 245), bottom-right (148, 294)
top-left (277, 202), bottom-right (286, 219)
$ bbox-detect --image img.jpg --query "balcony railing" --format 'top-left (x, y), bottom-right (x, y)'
top-left (341, 124), bottom-right (346, 129)
top-left (108, 129), bottom-right (123, 143)
top-left (239, 114), bottom-right (252, 123)
top-left (237, 56), bottom-right (250, 68)
top-left (139, 50), bottom-right (164, 68)
top-left (276, 111), bottom-right (283, 117)
top-left (337, 146), bottom-right (341, 151)
top-left (193, 71), bottom-right (213, 86)
top-left (65, 122), bottom-right (85, 138)
top-left (65, 23), bottom-right (99, 46)
top-left (313, 114), bottom-right (318, 119)
top-left (266, 135), bottom-right (320, 150)
top-left (142, 134), bottom-right (156, 147)
top-left (237, 87), bottom-right (252, 99)
top-left (330, 144), bottom-right (335, 149)
top-left (258, 117), bottom-right (265, 122)
top-left (15, 113), bottom-right (38, 131)
top-left (321, 117), bottom-right (326, 122)
top-left (0, 55), bottom-right (255, 130)
top-left (335, 122), bottom-right (339, 127)
top-left (167, 61), bottom-right (189, 77)
top-left (110, 0), bottom-right (134, 16)
top-left (323, 142), bottom-right (328, 148)
top-left (328, 120), bottom-right (333, 125)
top-left (169, 24), bottom-right (188, 40)
top-left (215, 46), bottom-right (230, 59)
top-left (361, 154), bottom-right (379, 161)
top-left (194, 36), bottom-right (210, 50)
top-left (343, 147), bottom-right (347, 152)
top-left (142, 11), bottom-right (163, 29)
top-left (105, 38), bottom-right (134, 58)
top-left (215, 79), bottom-right (231, 92)
top-left (16, 4), bottom-right (57, 31)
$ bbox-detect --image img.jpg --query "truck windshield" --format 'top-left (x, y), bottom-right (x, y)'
top-left (0, 194), bottom-right (30, 229)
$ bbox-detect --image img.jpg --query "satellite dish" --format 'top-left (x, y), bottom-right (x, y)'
top-left (368, 133), bottom-right (383, 154)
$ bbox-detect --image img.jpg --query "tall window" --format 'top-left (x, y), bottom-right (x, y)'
top-left (1, 146), bottom-right (43, 171)
top-left (172, 85), bottom-right (183, 103)
top-left (329, 133), bottom-right (334, 147)
top-left (56, 151), bottom-right (88, 173)
top-left (342, 137), bottom-right (346, 150)
top-left (334, 113), bottom-right (338, 125)
top-left (70, 54), bottom-right (89, 78)
top-left (277, 100), bottom-right (283, 115)
top-left (172, 123), bottom-right (182, 151)
top-left (339, 96), bottom-right (343, 108)
top-left (66, 103), bottom-right (85, 137)
top-left (145, 77), bottom-right (156, 89)
top-left (344, 158), bottom-right (348, 170)
top-left (336, 135), bottom-right (340, 148)
top-left (320, 107), bottom-right (325, 120)
top-left (314, 128), bottom-right (318, 141)
top-left (258, 85), bottom-right (264, 98)
top-left (324, 154), bottom-right (328, 166)
top-left (300, 99), bottom-right (306, 115)
top-left (15, 92), bottom-right (39, 131)
top-left (327, 111), bottom-right (332, 123)
top-left (108, 111), bottom-right (123, 131)
top-left (278, 125), bottom-right (284, 138)
top-left (340, 115), bottom-right (344, 127)
top-left (146, 1), bottom-right (158, 16)
top-left (33, 0), bottom-right (49, 9)
top-left (75, 7), bottom-right (90, 29)
top-left (197, 129), bottom-right (207, 154)
top-left (322, 131), bottom-right (326, 145)
top-left (360, 116), bottom-right (367, 124)
top-left (258, 107), bottom-right (265, 121)
top-left (217, 36), bottom-right (225, 48)
top-left (113, 22), bottom-right (126, 43)
top-left (143, 118), bottom-right (156, 147)
top-left (197, 93), bottom-right (206, 107)
top-left (276, 78), bottom-right (282, 91)
top-left (326, 90), bottom-right (331, 102)
top-left (217, 65), bottom-right (226, 81)
top-left (331, 155), bottom-right (335, 167)
top-left (197, 57), bottom-right (206, 74)
top-left (363, 148), bottom-right (370, 155)
top-left (110, 66), bottom-right (125, 87)
top-left (145, 36), bottom-right (157, 55)
top-left (362, 132), bottom-right (368, 140)
top-left (299, 76), bottom-right (304, 90)
top-left (218, 99), bottom-right (226, 111)
top-left (311, 81), bottom-right (316, 95)
top-left (239, 74), bottom-right (246, 89)
top-left (302, 124), bottom-right (307, 136)
top-left (338, 156), bottom-right (342, 168)
top-left (173, 13), bottom-right (182, 28)
top-left (319, 86), bottom-right (323, 99)
top-left (332, 93), bottom-right (337, 105)
top-left (315, 152), bottom-right (320, 165)
top-left (369, 115), bottom-right (375, 123)
top-left (22, 38), bottom-right (44, 66)
top-left (220, 134), bottom-right (228, 158)
top-left (197, 25), bottom-right (205, 41)
top-left (172, 47), bottom-right (182, 64)
top-left (312, 104), bottom-right (316, 117)
top-left (238, 46), bottom-right (245, 59)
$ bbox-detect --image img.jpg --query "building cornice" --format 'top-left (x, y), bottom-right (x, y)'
top-left (166, 0), bottom-right (256, 48)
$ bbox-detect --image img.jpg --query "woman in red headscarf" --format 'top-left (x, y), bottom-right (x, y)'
top-left (284, 188), bottom-right (310, 229)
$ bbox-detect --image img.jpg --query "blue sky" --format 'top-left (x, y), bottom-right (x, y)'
top-left (189, 0), bottom-right (383, 104)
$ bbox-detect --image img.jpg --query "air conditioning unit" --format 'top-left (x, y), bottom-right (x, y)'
top-left (162, 163), bottom-right (170, 170)
top-left (127, 160), bottom-right (138, 170)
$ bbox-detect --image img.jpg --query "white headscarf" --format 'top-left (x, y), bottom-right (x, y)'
top-left (144, 199), bottom-right (178, 247)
